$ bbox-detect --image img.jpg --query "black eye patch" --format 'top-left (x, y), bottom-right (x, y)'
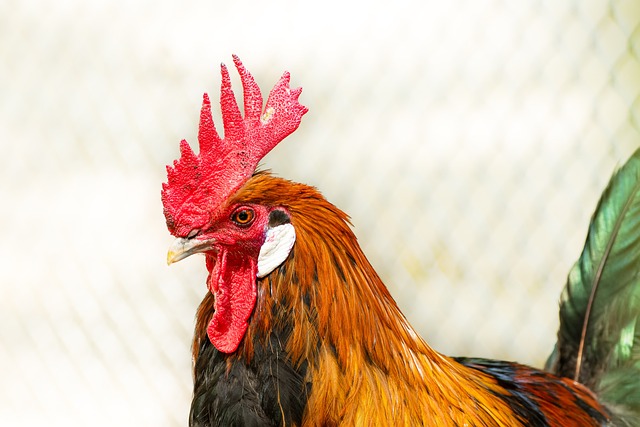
top-left (268, 210), bottom-right (291, 227)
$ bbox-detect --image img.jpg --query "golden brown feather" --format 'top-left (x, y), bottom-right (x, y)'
top-left (190, 172), bottom-right (610, 426)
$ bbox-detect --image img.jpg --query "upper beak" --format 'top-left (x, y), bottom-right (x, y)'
top-left (167, 237), bottom-right (216, 265)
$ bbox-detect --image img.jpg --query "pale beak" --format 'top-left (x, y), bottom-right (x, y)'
top-left (167, 237), bottom-right (216, 265)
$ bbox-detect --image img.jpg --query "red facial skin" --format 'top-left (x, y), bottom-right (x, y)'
top-left (162, 57), bottom-right (306, 353)
top-left (191, 203), bottom-right (279, 353)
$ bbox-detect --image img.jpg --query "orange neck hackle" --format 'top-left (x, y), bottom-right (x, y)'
top-left (193, 172), bottom-right (527, 426)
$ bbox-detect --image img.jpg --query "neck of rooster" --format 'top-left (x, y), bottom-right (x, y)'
top-left (193, 177), bottom-right (520, 425)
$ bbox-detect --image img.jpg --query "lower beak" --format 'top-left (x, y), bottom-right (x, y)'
top-left (167, 237), bottom-right (216, 265)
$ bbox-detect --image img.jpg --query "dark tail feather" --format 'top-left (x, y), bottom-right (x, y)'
top-left (546, 148), bottom-right (640, 426)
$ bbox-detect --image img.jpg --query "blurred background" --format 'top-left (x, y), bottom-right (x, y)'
top-left (1, 0), bottom-right (639, 425)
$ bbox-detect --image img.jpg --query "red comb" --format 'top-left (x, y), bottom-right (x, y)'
top-left (162, 56), bottom-right (308, 236)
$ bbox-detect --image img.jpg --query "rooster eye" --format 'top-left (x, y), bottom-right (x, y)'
top-left (231, 208), bottom-right (255, 227)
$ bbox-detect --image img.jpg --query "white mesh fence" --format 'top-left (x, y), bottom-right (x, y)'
top-left (1, 0), bottom-right (639, 425)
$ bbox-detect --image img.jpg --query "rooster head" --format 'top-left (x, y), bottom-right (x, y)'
top-left (161, 56), bottom-right (307, 353)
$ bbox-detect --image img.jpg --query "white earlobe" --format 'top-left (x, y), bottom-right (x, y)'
top-left (257, 223), bottom-right (296, 278)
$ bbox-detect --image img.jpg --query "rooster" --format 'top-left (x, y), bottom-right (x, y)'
top-left (162, 56), bottom-right (640, 426)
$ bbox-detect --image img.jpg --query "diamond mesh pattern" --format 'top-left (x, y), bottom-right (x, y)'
top-left (1, 0), bottom-right (639, 425)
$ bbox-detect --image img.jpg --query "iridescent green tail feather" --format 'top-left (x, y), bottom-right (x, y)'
top-left (546, 148), bottom-right (640, 426)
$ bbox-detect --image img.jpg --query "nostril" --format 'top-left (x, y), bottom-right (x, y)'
top-left (187, 229), bottom-right (200, 239)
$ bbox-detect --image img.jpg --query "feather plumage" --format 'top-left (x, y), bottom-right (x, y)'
top-left (186, 172), bottom-right (611, 426)
top-left (546, 148), bottom-right (640, 425)
top-left (164, 57), bottom-right (640, 426)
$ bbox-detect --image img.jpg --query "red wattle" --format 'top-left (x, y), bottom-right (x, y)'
top-left (206, 250), bottom-right (257, 353)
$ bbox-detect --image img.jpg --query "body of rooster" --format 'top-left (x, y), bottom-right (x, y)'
top-left (162, 56), bottom-right (640, 426)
